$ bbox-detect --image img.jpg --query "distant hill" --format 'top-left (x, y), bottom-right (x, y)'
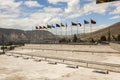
top-left (80, 22), bottom-right (120, 41)
top-left (0, 28), bottom-right (57, 44)
top-left (25, 30), bottom-right (57, 43)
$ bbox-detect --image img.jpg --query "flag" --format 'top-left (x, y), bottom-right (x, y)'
top-left (47, 25), bottom-right (51, 28)
top-left (52, 25), bottom-right (55, 28)
top-left (96, 0), bottom-right (119, 4)
top-left (84, 20), bottom-right (89, 24)
top-left (78, 23), bottom-right (82, 26)
top-left (56, 24), bottom-right (60, 27)
top-left (35, 26), bottom-right (39, 30)
top-left (43, 26), bottom-right (47, 29)
top-left (61, 23), bottom-right (64, 27)
top-left (96, 0), bottom-right (105, 3)
top-left (39, 26), bottom-right (42, 29)
top-left (91, 19), bottom-right (96, 24)
top-left (72, 22), bottom-right (77, 26)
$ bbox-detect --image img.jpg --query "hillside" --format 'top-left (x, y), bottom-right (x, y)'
top-left (26, 30), bottom-right (56, 43)
top-left (0, 28), bottom-right (56, 44)
top-left (80, 22), bottom-right (120, 41)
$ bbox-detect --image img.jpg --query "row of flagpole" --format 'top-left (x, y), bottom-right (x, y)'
top-left (35, 19), bottom-right (96, 40)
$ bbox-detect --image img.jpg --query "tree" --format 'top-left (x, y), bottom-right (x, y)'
top-left (112, 35), bottom-right (117, 41)
top-left (59, 38), bottom-right (66, 43)
top-left (91, 38), bottom-right (95, 43)
top-left (117, 34), bottom-right (120, 41)
top-left (73, 34), bottom-right (77, 42)
top-left (107, 28), bottom-right (111, 41)
top-left (101, 36), bottom-right (107, 41)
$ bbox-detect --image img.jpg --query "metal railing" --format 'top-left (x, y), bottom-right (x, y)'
top-left (6, 52), bottom-right (120, 73)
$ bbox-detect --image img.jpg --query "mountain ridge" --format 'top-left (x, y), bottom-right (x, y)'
top-left (0, 28), bottom-right (56, 44)
top-left (80, 22), bottom-right (120, 41)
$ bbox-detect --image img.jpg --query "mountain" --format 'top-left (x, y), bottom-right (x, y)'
top-left (80, 22), bottom-right (120, 41)
top-left (0, 28), bottom-right (57, 44)
top-left (25, 30), bottom-right (57, 43)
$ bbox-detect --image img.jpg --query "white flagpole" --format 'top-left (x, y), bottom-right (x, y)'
top-left (56, 27), bottom-right (57, 43)
top-left (77, 24), bottom-right (78, 36)
top-left (84, 23), bottom-right (85, 35)
top-left (61, 26), bottom-right (62, 36)
top-left (71, 25), bottom-right (72, 36)
top-left (90, 22), bottom-right (92, 41)
top-left (66, 24), bottom-right (67, 40)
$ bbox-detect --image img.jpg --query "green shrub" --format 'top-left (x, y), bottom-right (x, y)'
top-left (1, 46), bottom-right (7, 50)
top-left (9, 46), bottom-right (15, 50)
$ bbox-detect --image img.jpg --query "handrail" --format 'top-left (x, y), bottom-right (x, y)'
top-left (18, 47), bottom-right (119, 54)
top-left (9, 52), bottom-right (120, 68)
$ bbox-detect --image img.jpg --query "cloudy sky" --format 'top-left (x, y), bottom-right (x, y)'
top-left (0, 0), bottom-right (120, 35)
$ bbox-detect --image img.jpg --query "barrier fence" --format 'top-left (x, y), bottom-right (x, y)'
top-left (19, 47), bottom-right (120, 54)
top-left (6, 52), bottom-right (120, 73)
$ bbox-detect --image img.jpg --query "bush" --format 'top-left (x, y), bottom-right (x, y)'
top-left (112, 35), bottom-right (117, 41)
top-left (100, 36), bottom-right (107, 41)
top-left (9, 46), bottom-right (15, 50)
top-left (117, 34), bottom-right (120, 41)
top-left (73, 34), bottom-right (77, 42)
top-left (59, 38), bottom-right (67, 43)
top-left (1, 46), bottom-right (7, 50)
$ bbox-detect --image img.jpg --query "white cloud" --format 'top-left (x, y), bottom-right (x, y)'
top-left (48, 0), bottom-right (112, 19)
top-left (0, 0), bottom-right (22, 14)
top-left (64, 0), bottom-right (80, 13)
top-left (29, 6), bottom-right (62, 25)
top-left (48, 0), bottom-right (69, 4)
top-left (0, 0), bottom-right (22, 29)
top-left (24, 0), bottom-right (43, 7)
top-left (48, 0), bottom-right (81, 18)
top-left (0, 0), bottom-right (119, 33)
top-left (82, 1), bottom-right (112, 15)
top-left (110, 15), bottom-right (120, 19)
top-left (110, 6), bottom-right (120, 14)
top-left (43, 7), bottom-right (62, 13)
top-left (109, 3), bottom-right (120, 15)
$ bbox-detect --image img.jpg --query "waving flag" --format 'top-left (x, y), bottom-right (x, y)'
top-left (78, 23), bottom-right (82, 27)
top-left (91, 19), bottom-right (96, 24)
top-left (52, 25), bottom-right (55, 28)
top-left (56, 24), bottom-right (60, 27)
top-left (84, 20), bottom-right (89, 24)
top-left (96, 0), bottom-right (119, 4)
top-left (35, 26), bottom-right (39, 30)
top-left (72, 22), bottom-right (78, 26)
top-left (43, 26), bottom-right (47, 29)
top-left (47, 25), bottom-right (52, 28)
top-left (39, 26), bottom-right (42, 29)
top-left (61, 23), bottom-right (65, 27)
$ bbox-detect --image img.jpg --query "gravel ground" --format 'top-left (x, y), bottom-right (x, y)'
top-left (0, 44), bottom-right (120, 80)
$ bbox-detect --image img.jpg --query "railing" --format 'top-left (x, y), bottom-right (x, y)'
top-left (6, 52), bottom-right (120, 73)
top-left (18, 47), bottom-right (120, 54)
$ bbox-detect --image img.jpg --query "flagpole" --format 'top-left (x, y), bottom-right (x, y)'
top-left (77, 20), bottom-right (78, 37)
top-left (90, 22), bottom-right (92, 41)
top-left (84, 23), bottom-right (85, 35)
top-left (77, 24), bottom-right (78, 37)
top-left (56, 27), bottom-right (57, 44)
top-left (31, 26), bottom-right (33, 44)
top-left (66, 24), bottom-right (67, 42)
top-left (61, 26), bottom-right (62, 37)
